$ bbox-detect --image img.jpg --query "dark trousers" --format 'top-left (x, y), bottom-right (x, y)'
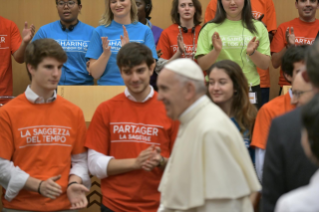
top-left (101, 204), bottom-right (114, 212)
top-left (260, 87), bottom-right (270, 107)
top-left (252, 84), bottom-right (262, 109)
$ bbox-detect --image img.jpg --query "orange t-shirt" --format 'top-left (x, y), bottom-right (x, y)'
top-left (157, 24), bottom-right (201, 61)
top-left (271, 18), bottom-right (319, 86)
top-left (251, 92), bottom-right (296, 149)
top-left (204, 0), bottom-right (277, 88)
top-left (85, 92), bottom-right (178, 212)
top-left (0, 94), bottom-right (87, 211)
top-left (0, 16), bottom-right (22, 103)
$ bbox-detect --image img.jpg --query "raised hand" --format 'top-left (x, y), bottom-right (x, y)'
top-left (22, 22), bottom-right (35, 44)
top-left (120, 25), bottom-right (130, 46)
top-left (67, 183), bottom-right (89, 210)
top-left (212, 32), bottom-right (223, 52)
top-left (142, 146), bottom-right (162, 171)
top-left (39, 175), bottom-right (62, 199)
top-left (286, 27), bottom-right (295, 48)
top-left (246, 37), bottom-right (260, 55)
top-left (101, 37), bottom-right (111, 55)
top-left (177, 33), bottom-right (186, 54)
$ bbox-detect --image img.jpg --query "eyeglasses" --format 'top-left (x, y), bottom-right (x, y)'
top-left (292, 90), bottom-right (313, 99)
top-left (57, 1), bottom-right (77, 8)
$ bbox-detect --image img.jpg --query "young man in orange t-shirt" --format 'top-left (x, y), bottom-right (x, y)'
top-left (271, 0), bottom-right (319, 94)
top-left (251, 45), bottom-right (311, 181)
top-left (0, 39), bottom-right (90, 211)
top-left (85, 43), bottom-right (178, 212)
top-left (0, 16), bottom-right (35, 105)
top-left (204, 0), bottom-right (277, 105)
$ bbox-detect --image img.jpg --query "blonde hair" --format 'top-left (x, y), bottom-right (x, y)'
top-left (99, 0), bottom-right (139, 26)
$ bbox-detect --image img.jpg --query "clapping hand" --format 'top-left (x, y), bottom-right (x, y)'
top-left (67, 183), bottom-right (89, 210)
top-left (120, 25), bottom-right (130, 46)
top-left (177, 33), bottom-right (186, 54)
top-left (101, 37), bottom-right (111, 56)
top-left (212, 32), bottom-right (222, 52)
top-left (22, 22), bottom-right (35, 44)
top-left (247, 37), bottom-right (260, 55)
top-left (286, 27), bottom-right (295, 48)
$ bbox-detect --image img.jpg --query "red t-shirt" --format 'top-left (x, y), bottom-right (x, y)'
top-left (157, 24), bottom-right (201, 61)
top-left (0, 16), bottom-right (22, 103)
top-left (251, 92), bottom-right (296, 149)
top-left (0, 94), bottom-right (87, 211)
top-left (271, 18), bottom-right (319, 86)
top-left (85, 92), bottom-right (178, 212)
top-left (204, 0), bottom-right (277, 88)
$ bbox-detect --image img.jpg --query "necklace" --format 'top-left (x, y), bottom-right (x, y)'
top-left (178, 25), bottom-right (197, 60)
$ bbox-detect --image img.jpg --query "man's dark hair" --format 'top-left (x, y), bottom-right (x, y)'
top-left (281, 45), bottom-right (309, 81)
top-left (117, 43), bottom-right (154, 69)
top-left (302, 93), bottom-right (319, 160)
top-left (56, 0), bottom-right (81, 5)
top-left (25, 39), bottom-right (67, 80)
top-left (306, 40), bottom-right (319, 88)
top-left (296, 0), bottom-right (319, 3)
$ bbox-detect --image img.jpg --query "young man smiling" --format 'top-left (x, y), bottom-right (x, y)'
top-left (271, 0), bottom-right (319, 93)
top-left (85, 42), bottom-right (178, 212)
top-left (0, 39), bottom-right (90, 211)
top-left (32, 0), bottom-right (94, 85)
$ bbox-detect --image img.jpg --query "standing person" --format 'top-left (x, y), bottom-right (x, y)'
top-left (196, 0), bottom-right (270, 109)
top-left (271, 0), bottom-right (319, 94)
top-left (32, 0), bottom-right (94, 85)
top-left (86, 43), bottom-right (178, 212)
top-left (0, 39), bottom-right (90, 211)
top-left (204, 0), bottom-right (277, 105)
top-left (275, 93), bottom-right (319, 212)
top-left (136, 0), bottom-right (163, 45)
top-left (261, 39), bottom-right (319, 212)
top-left (86, 0), bottom-right (158, 85)
top-left (157, 0), bottom-right (202, 63)
top-left (0, 16), bottom-right (35, 104)
top-left (251, 45), bottom-right (308, 181)
top-left (207, 60), bottom-right (257, 162)
top-left (157, 58), bottom-right (260, 212)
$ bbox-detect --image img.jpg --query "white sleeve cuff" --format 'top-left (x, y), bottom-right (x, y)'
top-left (70, 152), bottom-right (91, 189)
top-left (88, 149), bottom-right (114, 179)
top-left (255, 148), bottom-right (266, 182)
top-left (0, 158), bottom-right (30, 202)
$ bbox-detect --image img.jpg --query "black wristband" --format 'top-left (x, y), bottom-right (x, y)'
top-left (67, 181), bottom-right (78, 188)
top-left (38, 181), bottom-right (43, 195)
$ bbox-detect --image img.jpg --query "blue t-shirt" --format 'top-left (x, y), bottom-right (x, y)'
top-left (85, 21), bottom-right (158, 85)
top-left (230, 117), bottom-right (255, 163)
top-left (32, 20), bottom-right (94, 85)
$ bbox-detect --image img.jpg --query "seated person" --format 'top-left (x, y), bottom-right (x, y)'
top-left (33, 0), bottom-right (95, 85)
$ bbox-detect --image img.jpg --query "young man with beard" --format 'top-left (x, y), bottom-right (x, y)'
top-left (32, 0), bottom-right (94, 85)
top-left (271, 0), bottom-right (319, 94)
top-left (0, 39), bottom-right (90, 211)
top-left (85, 42), bottom-right (178, 212)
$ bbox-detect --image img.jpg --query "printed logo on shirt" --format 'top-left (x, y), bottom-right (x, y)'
top-left (0, 35), bottom-right (8, 49)
top-left (295, 37), bottom-right (315, 45)
top-left (108, 39), bottom-right (144, 53)
top-left (110, 122), bottom-right (163, 145)
top-left (172, 44), bottom-right (197, 59)
top-left (55, 40), bottom-right (90, 53)
top-left (18, 125), bottom-right (72, 148)
top-left (252, 11), bottom-right (263, 20)
top-left (221, 35), bottom-right (255, 49)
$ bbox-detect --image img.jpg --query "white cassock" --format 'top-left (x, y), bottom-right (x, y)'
top-left (158, 96), bottom-right (261, 212)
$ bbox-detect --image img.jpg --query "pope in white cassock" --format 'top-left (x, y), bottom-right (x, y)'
top-left (156, 58), bottom-right (261, 212)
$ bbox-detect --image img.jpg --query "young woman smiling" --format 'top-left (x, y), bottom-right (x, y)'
top-left (207, 60), bottom-right (257, 162)
top-left (85, 0), bottom-right (158, 85)
top-left (196, 0), bottom-right (271, 108)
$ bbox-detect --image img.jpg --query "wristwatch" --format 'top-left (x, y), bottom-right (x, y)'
top-left (157, 156), bottom-right (165, 167)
